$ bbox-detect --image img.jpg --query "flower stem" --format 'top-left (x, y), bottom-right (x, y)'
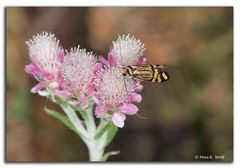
top-left (87, 140), bottom-right (104, 161)
top-left (84, 102), bottom-right (96, 135)
top-left (60, 104), bottom-right (88, 141)
top-left (56, 98), bottom-right (117, 161)
top-left (83, 103), bottom-right (104, 161)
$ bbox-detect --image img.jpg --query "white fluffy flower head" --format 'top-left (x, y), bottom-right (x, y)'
top-left (62, 46), bottom-right (97, 93)
top-left (95, 66), bottom-right (134, 106)
top-left (26, 32), bottom-right (61, 77)
top-left (112, 34), bottom-right (145, 66)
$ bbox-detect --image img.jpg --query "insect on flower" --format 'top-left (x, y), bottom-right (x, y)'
top-left (94, 34), bottom-right (170, 128)
top-left (122, 64), bottom-right (169, 83)
top-left (114, 34), bottom-right (170, 83)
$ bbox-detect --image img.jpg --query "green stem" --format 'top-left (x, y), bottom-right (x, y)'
top-left (60, 104), bottom-right (88, 141)
top-left (85, 103), bottom-right (96, 134)
top-left (54, 97), bottom-right (118, 161)
top-left (87, 140), bottom-right (104, 161)
top-left (84, 103), bottom-right (104, 161)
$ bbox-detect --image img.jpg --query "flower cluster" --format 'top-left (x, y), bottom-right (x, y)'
top-left (25, 32), bottom-right (64, 96)
top-left (25, 32), bottom-right (146, 128)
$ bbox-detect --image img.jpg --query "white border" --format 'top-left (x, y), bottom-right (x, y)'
top-left (1, 1), bottom-right (239, 168)
top-left (0, 0), bottom-right (237, 6)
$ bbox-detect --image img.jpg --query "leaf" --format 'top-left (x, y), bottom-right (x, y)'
top-left (95, 120), bottom-right (112, 139)
top-left (74, 105), bottom-right (88, 120)
top-left (55, 96), bottom-right (68, 107)
top-left (104, 123), bottom-right (118, 148)
top-left (95, 120), bottom-right (118, 150)
top-left (44, 106), bottom-right (78, 133)
top-left (100, 150), bottom-right (120, 161)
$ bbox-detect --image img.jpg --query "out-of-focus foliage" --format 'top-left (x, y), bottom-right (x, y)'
top-left (6, 7), bottom-right (233, 161)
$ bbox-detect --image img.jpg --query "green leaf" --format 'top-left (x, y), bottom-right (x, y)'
top-left (100, 150), bottom-right (120, 161)
top-left (74, 105), bottom-right (88, 120)
top-left (95, 120), bottom-right (112, 139)
top-left (44, 106), bottom-right (78, 133)
top-left (104, 123), bottom-right (118, 148)
top-left (59, 104), bottom-right (89, 140)
top-left (55, 96), bottom-right (68, 107)
top-left (95, 120), bottom-right (118, 150)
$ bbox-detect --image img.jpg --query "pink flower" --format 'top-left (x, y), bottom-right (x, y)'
top-left (112, 112), bottom-right (126, 128)
top-left (112, 34), bottom-right (145, 66)
top-left (61, 46), bottom-right (98, 106)
top-left (94, 34), bottom-right (146, 128)
top-left (25, 32), bottom-right (147, 128)
top-left (94, 66), bottom-right (142, 127)
top-left (25, 32), bottom-right (63, 95)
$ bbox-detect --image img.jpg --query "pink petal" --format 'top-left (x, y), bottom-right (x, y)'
top-left (134, 83), bottom-right (143, 92)
top-left (115, 102), bottom-right (123, 107)
top-left (120, 103), bottom-right (138, 115)
top-left (99, 56), bottom-right (109, 66)
top-left (108, 49), bottom-right (117, 67)
top-left (93, 62), bottom-right (103, 73)
top-left (55, 90), bottom-right (71, 99)
top-left (24, 63), bottom-right (42, 76)
top-left (136, 56), bottom-right (147, 65)
top-left (112, 112), bottom-right (126, 128)
top-left (126, 93), bottom-right (142, 103)
top-left (49, 81), bottom-right (59, 89)
top-left (95, 105), bottom-right (108, 116)
top-left (43, 71), bottom-right (54, 80)
top-left (59, 49), bottom-right (65, 63)
top-left (86, 82), bottom-right (95, 96)
top-left (77, 95), bottom-right (88, 102)
top-left (31, 82), bottom-right (46, 93)
top-left (57, 69), bottom-right (65, 86)
top-left (24, 64), bottom-right (34, 74)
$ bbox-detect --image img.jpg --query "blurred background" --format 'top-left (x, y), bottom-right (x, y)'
top-left (6, 7), bottom-right (233, 162)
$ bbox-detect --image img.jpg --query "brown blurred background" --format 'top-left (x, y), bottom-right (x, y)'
top-left (6, 7), bottom-right (233, 162)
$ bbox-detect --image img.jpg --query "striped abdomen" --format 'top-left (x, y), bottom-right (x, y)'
top-left (122, 64), bottom-right (169, 83)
